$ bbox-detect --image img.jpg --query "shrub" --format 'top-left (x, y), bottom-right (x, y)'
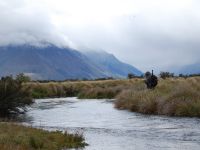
top-left (0, 76), bottom-right (33, 117)
top-left (160, 72), bottom-right (174, 79)
top-left (127, 73), bottom-right (136, 79)
top-left (16, 73), bottom-right (31, 83)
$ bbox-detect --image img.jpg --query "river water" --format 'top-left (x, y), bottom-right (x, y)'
top-left (23, 97), bottom-right (200, 150)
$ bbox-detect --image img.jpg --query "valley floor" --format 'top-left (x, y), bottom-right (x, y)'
top-left (1, 77), bottom-right (199, 149)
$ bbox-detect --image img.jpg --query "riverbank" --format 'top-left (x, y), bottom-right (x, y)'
top-left (22, 97), bottom-right (200, 150)
top-left (0, 122), bottom-right (87, 150)
top-left (25, 78), bottom-right (142, 99)
top-left (26, 77), bottom-right (200, 117)
top-left (115, 77), bottom-right (200, 117)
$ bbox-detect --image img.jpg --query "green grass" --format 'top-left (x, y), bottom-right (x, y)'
top-left (0, 123), bottom-right (87, 150)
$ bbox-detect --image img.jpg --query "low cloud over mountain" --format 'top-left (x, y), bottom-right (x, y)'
top-left (0, 0), bottom-right (200, 73)
top-left (0, 45), bottom-right (142, 80)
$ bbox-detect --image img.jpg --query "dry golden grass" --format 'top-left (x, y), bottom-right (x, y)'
top-left (25, 79), bottom-right (142, 99)
top-left (0, 123), bottom-right (87, 150)
top-left (26, 77), bottom-right (200, 117)
top-left (115, 77), bottom-right (200, 117)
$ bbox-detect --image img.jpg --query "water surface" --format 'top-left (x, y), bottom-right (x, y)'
top-left (23, 97), bottom-right (200, 150)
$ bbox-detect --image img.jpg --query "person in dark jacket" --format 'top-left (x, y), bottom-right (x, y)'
top-left (144, 70), bottom-right (158, 89)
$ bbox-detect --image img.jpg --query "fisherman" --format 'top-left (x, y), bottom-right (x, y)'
top-left (144, 70), bottom-right (158, 89)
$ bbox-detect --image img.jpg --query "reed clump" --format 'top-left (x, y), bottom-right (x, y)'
top-left (26, 79), bottom-right (141, 99)
top-left (115, 77), bottom-right (200, 117)
top-left (26, 77), bottom-right (200, 117)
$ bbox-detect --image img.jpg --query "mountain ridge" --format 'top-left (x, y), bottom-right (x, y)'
top-left (0, 44), bottom-right (143, 80)
top-left (83, 50), bottom-right (143, 78)
top-left (177, 62), bottom-right (200, 75)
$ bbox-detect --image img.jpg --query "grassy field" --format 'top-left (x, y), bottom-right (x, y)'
top-left (0, 123), bottom-right (87, 150)
top-left (26, 77), bottom-right (200, 117)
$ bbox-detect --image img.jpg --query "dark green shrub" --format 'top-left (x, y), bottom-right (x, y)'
top-left (127, 73), bottom-right (136, 79)
top-left (160, 71), bottom-right (174, 79)
top-left (16, 73), bottom-right (31, 83)
top-left (0, 76), bottom-right (33, 117)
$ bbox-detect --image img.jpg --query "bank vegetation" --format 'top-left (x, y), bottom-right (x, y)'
top-left (26, 77), bottom-right (200, 117)
top-left (0, 123), bottom-right (87, 150)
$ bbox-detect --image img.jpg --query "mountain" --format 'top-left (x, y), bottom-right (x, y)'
top-left (0, 45), bottom-right (108, 80)
top-left (177, 63), bottom-right (200, 75)
top-left (0, 45), bottom-right (142, 80)
top-left (84, 51), bottom-right (143, 77)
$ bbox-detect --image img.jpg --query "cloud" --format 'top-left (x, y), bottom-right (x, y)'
top-left (60, 0), bottom-right (200, 72)
top-left (0, 0), bottom-right (74, 47)
top-left (0, 0), bottom-right (200, 72)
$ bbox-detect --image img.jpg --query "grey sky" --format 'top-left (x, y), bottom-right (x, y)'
top-left (0, 0), bottom-right (200, 72)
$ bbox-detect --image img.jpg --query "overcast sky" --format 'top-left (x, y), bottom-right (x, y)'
top-left (0, 0), bottom-right (200, 72)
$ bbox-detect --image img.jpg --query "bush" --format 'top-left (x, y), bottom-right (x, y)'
top-left (160, 72), bottom-right (174, 79)
top-left (0, 76), bottom-right (33, 117)
top-left (16, 73), bottom-right (31, 83)
top-left (127, 73), bottom-right (135, 79)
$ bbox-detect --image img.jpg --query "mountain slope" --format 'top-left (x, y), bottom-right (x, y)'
top-left (0, 45), bottom-right (108, 80)
top-left (177, 63), bottom-right (200, 74)
top-left (84, 51), bottom-right (143, 78)
top-left (0, 45), bottom-right (143, 80)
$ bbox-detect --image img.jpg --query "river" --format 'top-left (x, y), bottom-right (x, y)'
top-left (23, 97), bottom-right (200, 150)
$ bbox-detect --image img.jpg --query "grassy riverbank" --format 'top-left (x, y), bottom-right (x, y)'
top-left (115, 77), bottom-right (200, 117)
top-left (26, 77), bottom-right (200, 117)
top-left (25, 79), bottom-right (140, 99)
top-left (0, 123), bottom-right (87, 150)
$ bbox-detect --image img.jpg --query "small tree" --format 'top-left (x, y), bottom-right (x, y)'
top-left (160, 72), bottom-right (174, 79)
top-left (16, 73), bottom-right (31, 83)
top-left (127, 73), bottom-right (135, 79)
top-left (0, 76), bottom-right (33, 117)
top-left (179, 74), bottom-right (183, 77)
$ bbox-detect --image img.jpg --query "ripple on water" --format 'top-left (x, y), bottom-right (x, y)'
top-left (23, 97), bottom-right (200, 150)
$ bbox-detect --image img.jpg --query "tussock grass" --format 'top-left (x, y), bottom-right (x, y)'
top-left (26, 77), bottom-right (200, 117)
top-left (115, 77), bottom-right (200, 117)
top-left (0, 123), bottom-right (87, 150)
top-left (26, 79), bottom-right (142, 99)
top-left (25, 82), bottom-right (80, 98)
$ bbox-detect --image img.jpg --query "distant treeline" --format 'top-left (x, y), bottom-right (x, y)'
top-left (127, 72), bottom-right (200, 79)
top-left (1, 71), bottom-right (200, 82)
top-left (159, 72), bottom-right (200, 79)
top-left (30, 77), bottom-right (116, 83)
